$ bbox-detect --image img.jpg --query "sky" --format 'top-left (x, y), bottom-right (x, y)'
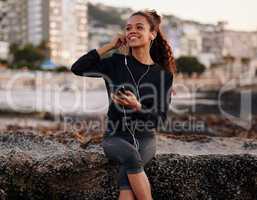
top-left (90, 0), bottom-right (257, 31)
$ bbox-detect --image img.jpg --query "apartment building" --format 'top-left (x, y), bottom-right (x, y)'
top-left (1, 0), bottom-right (88, 66)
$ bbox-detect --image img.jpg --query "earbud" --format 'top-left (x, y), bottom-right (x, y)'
top-left (125, 56), bottom-right (127, 65)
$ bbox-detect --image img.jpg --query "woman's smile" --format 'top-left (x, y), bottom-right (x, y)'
top-left (127, 34), bottom-right (141, 41)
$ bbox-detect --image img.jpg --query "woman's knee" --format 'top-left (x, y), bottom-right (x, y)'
top-left (123, 150), bottom-right (144, 172)
top-left (139, 138), bottom-right (156, 166)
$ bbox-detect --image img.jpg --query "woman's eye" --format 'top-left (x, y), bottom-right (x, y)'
top-left (125, 26), bottom-right (143, 31)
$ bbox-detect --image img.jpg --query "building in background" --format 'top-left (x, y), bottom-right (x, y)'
top-left (0, 0), bottom-right (88, 67)
top-left (1, 0), bottom-right (256, 73)
top-left (88, 23), bottom-right (121, 50)
top-left (0, 0), bottom-right (8, 42)
top-left (0, 0), bottom-right (10, 60)
top-left (0, 41), bottom-right (9, 61)
top-left (200, 21), bottom-right (257, 78)
top-left (165, 18), bottom-right (257, 74)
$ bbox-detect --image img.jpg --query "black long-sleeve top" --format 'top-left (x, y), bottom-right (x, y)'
top-left (70, 49), bottom-right (173, 137)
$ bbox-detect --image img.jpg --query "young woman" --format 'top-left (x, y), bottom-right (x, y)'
top-left (71, 9), bottom-right (176, 200)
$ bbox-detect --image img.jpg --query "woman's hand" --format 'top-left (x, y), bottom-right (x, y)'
top-left (111, 90), bottom-right (142, 111)
top-left (96, 32), bottom-right (128, 58)
top-left (109, 32), bottom-right (127, 49)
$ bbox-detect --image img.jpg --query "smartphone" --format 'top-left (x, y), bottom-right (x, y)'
top-left (111, 84), bottom-right (126, 96)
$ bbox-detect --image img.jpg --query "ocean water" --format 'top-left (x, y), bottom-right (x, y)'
top-left (0, 89), bottom-right (219, 115)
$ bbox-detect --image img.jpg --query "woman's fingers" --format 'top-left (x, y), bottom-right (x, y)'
top-left (117, 33), bottom-right (125, 44)
top-left (111, 91), bottom-right (140, 110)
top-left (124, 90), bottom-right (136, 98)
top-left (112, 97), bottom-right (122, 105)
top-left (112, 95), bottom-right (122, 104)
top-left (111, 93), bottom-right (129, 106)
top-left (117, 91), bottom-right (129, 99)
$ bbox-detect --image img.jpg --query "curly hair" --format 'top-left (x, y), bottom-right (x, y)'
top-left (128, 9), bottom-right (177, 75)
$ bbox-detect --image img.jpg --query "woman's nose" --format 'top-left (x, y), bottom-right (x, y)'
top-left (127, 31), bottom-right (138, 38)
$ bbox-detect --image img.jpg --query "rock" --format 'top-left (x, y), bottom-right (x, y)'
top-left (242, 142), bottom-right (257, 150)
top-left (0, 132), bottom-right (257, 200)
top-left (0, 188), bottom-right (7, 200)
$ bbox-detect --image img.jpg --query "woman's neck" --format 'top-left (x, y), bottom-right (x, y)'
top-left (131, 47), bottom-right (154, 65)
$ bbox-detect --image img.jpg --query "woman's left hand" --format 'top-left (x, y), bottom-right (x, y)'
top-left (111, 90), bottom-right (142, 111)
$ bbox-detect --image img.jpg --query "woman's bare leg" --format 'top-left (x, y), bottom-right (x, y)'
top-left (127, 171), bottom-right (152, 200)
top-left (119, 189), bottom-right (137, 200)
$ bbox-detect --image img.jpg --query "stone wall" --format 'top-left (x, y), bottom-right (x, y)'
top-left (0, 132), bottom-right (257, 200)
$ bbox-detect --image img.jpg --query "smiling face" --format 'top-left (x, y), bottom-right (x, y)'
top-left (125, 15), bottom-right (156, 48)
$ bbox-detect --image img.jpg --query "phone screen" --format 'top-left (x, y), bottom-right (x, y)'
top-left (110, 84), bottom-right (125, 95)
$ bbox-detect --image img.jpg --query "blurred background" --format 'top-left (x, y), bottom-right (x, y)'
top-left (0, 0), bottom-right (257, 155)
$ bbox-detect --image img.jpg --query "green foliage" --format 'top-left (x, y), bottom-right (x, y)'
top-left (7, 40), bottom-right (70, 72)
top-left (176, 56), bottom-right (206, 76)
top-left (53, 66), bottom-right (69, 72)
top-left (9, 41), bottom-right (49, 70)
top-left (12, 61), bottom-right (36, 70)
top-left (39, 66), bottom-right (69, 73)
top-left (14, 44), bottom-right (43, 63)
top-left (0, 59), bottom-right (7, 65)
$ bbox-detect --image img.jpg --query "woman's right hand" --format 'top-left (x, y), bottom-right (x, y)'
top-left (97, 32), bottom-right (128, 57)
top-left (109, 32), bottom-right (127, 49)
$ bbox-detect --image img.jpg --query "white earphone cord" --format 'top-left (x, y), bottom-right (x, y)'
top-left (123, 56), bottom-right (150, 150)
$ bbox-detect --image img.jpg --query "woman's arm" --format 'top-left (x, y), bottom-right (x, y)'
top-left (71, 32), bottom-right (127, 78)
top-left (96, 43), bottom-right (114, 56)
top-left (70, 43), bottom-right (115, 78)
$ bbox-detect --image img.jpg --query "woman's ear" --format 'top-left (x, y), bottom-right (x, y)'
top-left (150, 31), bottom-right (157, 40)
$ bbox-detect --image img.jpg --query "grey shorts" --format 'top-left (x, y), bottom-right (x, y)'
top-left (101, 131), bottom-right (156, 190)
